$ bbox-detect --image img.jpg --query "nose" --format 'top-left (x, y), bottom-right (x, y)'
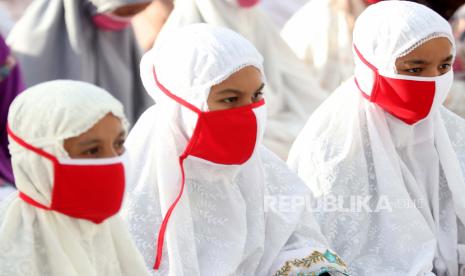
top-left (237, 97), bottom-right (253, 107)
top-left (424, 67), bottom-right (445, 77)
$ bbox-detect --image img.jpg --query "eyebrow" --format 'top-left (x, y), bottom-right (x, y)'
top-left (79, 139), bottom-right (101, 146)
top-left (403, 59), bottom-right (429, 66)
top-left (402, 55), bottom-right (454, 66)
top-left (217, 83), bottom-right (265, 95)
top-left (442, 55), bottom-right (454, 62)
top-left (78, 131), bottom-right (126, 146)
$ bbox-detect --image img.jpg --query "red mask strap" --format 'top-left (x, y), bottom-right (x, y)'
top-left (150, 65), bottom-right (200, 269)
top-left (7, 125), bottom-right (56, 209)
top-left (153, 156), bottom-right (187, 269)
top-left (7, 124), bottom-right (58, 163)
top-left (19, 192), bottom-right (51, 210)
top-left (353, 44), bottom-right (380, 100)
top-left (353, 45), bottom-right (378, 72)
top-left (152, 66), bottom-right (201, 114)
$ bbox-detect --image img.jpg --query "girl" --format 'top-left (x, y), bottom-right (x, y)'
top-left (123, 23), bottom-right (349, 275)
top-left (289, 1), bottom-right (465, 274)
top-left (0, 80), bottom-right (150, 276)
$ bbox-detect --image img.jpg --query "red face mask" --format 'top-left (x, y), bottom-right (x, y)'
top-left (92, 13), bottom-right (131, 32)
top-left (152, 66), bottom-right (265, 269)
top-left (353, 44), bottom-right (453, 125)
top-left (7, 125), bottom-right (126, 224)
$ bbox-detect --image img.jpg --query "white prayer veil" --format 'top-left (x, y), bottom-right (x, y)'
top-left (0, 80), bottom-right (150, 276)
top-left (123, 23), bottom-right (348, 276)
top-left (154, 0), bottom-right (329, 158)
top-left (288, 1), bottom-right (465, 275)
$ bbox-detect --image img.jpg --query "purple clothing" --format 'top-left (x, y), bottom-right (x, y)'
top-left (0, 35), bottom-right (24, 185)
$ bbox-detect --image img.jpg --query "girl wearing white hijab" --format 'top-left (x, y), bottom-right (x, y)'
top-left (0, 80), bottom-right (150, 276)
top-left (7, 0), bottom-right (152, 124)
top-left (156, 0), bottom-right (329, 159)
top-left (123, 23), bottom-right (349, 275)
top-left (288, 1), bottom-right (465, 275)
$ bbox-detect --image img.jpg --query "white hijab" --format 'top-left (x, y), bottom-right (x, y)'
top-left (281, 0), bottom-right (367, 92)
top-left (6, 0), bottom-right (152, 124)
top-left (288, 1), bottom-right (465, 275)
top-left (156, 0), bottom-right (329, 159)
top-left (0, 80), bottom-right (150, 276)
top-left (122, 24), bottom-right (348, 276)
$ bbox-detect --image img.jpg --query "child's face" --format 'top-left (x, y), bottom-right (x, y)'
top-left (207, 66), bottom-right (265, 111)
top-left (63, 114), bottom-right (126, 159)
top-left (395, 37), bottom-right (453, 77)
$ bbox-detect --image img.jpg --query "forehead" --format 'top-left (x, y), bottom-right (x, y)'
top-left (396, 37), bottom-right (453, 63)
top-left (77, 114), bottom-right (124, 139)
top-left (210, 66), bottom-right (263, 93)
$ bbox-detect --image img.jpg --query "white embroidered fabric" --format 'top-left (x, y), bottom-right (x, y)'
top-left (288, 2), bottom-right (465, 275)
top-left (0, 80), bottom-right (150, 276)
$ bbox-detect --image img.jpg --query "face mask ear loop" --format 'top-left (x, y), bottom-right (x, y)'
top-left (353, 44), bottom-right (381, 101)
top-left (153, 155), bottom-right (188, 269)
top-left (6, 124), bottom-right (57, 210)
top-left (152, 66), bottom-right (201, 270)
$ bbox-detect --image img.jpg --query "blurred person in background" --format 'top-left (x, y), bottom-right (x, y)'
top-left (407, 0), bottom-right (463, 20)
top-left (281, 0), bottom-right (379, 92)
top-left (0, 34), bottom-right (23, 200)
top-left (445, 4), bottom-right (465, 118)
top-left (131, 0), bottom-right (173, 52)
top-left (259, 0), bottom-right (309, 30)
top-left (7, 0), bottom-right (152, 124)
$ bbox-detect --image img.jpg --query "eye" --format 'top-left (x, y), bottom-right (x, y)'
top-left (439, 63), bottom-right (451, 71)
top-left (222, 97), bottom-right (239, 103)
top-left (82, 147), bottom-right (100, 156)
top-left (253, 91), bottom-right (264, 101)
top-left (114, 139), bottom-right (125, 149)
top-left (405, 68), bottom-right (423, 74)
